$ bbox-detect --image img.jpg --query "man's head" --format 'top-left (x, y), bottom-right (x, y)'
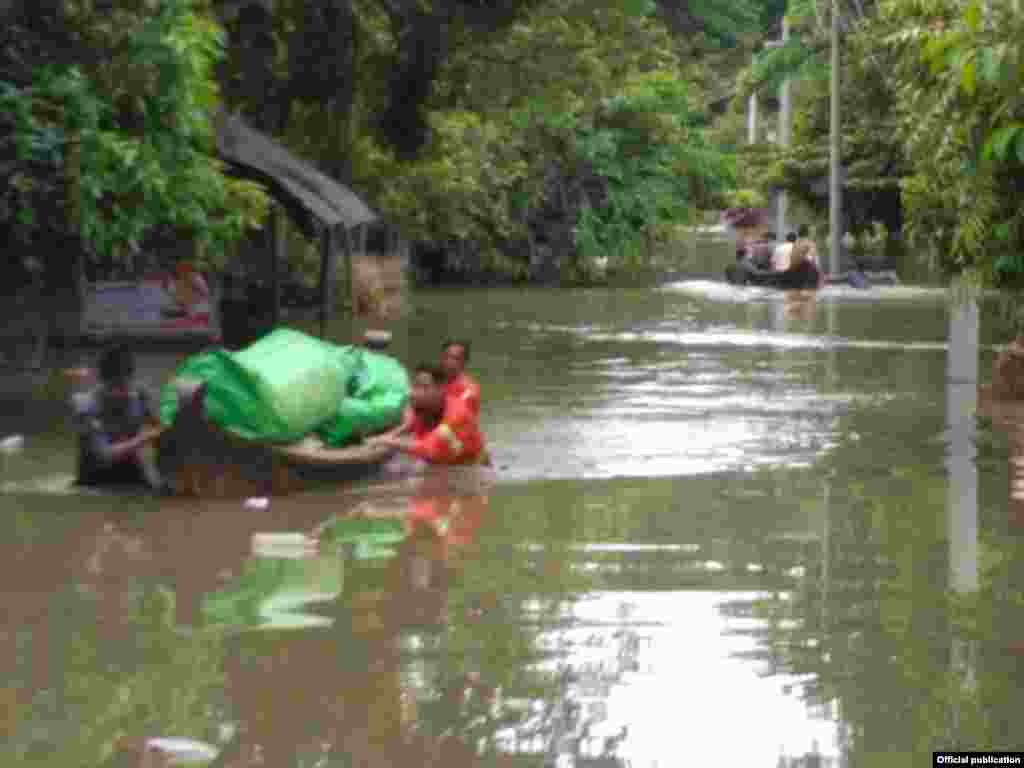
top-left (797, 225), bottom-right (810, 238)
top-left (98, 345), bottom-right (135, 393)
top-left (786, 231), bottom-right (797, 243)
top-left (441, 340), bottom-right (470, 380)
top-left (410, 364), bottom-right (447, 416)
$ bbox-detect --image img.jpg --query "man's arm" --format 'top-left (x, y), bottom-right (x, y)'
top-left (73, 392), bottom-right (161, 466)
top-left (391, 400), bottom-right (474, 463)
top-left (461, 377), bottom-right (481, 414)
top-left (376, 403), bottom-right (415, 441)
top-left (139, 388), bottom-right (164, 428)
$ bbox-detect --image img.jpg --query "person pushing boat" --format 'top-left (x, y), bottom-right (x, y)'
top-left (369, 364), bottom-right (487, 465)
top-left (71, 345), bottom-right (165, 491)
top-left (440, 339), bottom-right (480, 416)
top-left (378, 339), bottom-right (482, 441)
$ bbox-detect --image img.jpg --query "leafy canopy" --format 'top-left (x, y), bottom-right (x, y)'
top-left (0, 0), bottom-right (267, 265)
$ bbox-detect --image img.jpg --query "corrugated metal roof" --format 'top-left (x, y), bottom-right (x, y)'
top-left (215, 111), bottom-right (377, 236)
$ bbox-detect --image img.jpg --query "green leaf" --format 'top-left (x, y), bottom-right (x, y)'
top-left (984, 124), bottom-right (1022, 162)
top-left (963, 0), bottom-right (982, 33)
top-left (979, 47), bottom-right (1000, 84)
top-left (960, 55), bottom-right (977, 97)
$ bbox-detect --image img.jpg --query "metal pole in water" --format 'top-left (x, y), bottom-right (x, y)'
top-left (829, 0), bottom-right (842, 277)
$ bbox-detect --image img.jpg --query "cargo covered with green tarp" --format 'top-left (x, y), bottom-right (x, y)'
top-left (159, 328), bottom-right (409, 446)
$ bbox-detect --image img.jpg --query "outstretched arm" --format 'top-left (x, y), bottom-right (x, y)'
top-left (376, 403), bottom-right (415, 441)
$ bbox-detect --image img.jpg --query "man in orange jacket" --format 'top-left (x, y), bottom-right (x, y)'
top-left (441, 339), bottom-right (480, 416)
top-left (376, 339), bottom-right (482, 442)
top-left (370, 364), bottom-right (487, 465)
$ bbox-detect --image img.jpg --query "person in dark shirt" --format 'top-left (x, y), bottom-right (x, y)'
top-left (750, 231), bottom-right (777, 270)
top-left (71, 345), bottom-right (165, 490)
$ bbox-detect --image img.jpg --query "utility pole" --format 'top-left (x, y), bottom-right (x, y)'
top-left (829, 0), bottom-right (842, 277)
top-left (777, 17), bottom-right (791, 238)
top-left (946, 296), bottom-right (980, 707)
top-left (748, 91), bottom-right (759, 145)
top-left (763, 22), bottom-right (792, 237)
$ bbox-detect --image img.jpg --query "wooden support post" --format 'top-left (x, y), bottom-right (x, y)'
top-left (270, 208), bottom-right (283, 327)
top-left (356, 223), bottom-right (367, 257)
top-left (319, 225), bottom-right (335, 339)
top-left (342, 226), bottom-right (355, 314)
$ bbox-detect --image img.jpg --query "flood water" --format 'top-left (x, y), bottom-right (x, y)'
top-left (3, 272), bottom-right (1024, 766)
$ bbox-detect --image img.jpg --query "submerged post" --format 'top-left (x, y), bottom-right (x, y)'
top-left (829, 0), bottom-right (842, 277)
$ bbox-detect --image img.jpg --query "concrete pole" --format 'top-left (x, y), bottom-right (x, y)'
top-left (747, 92), bottom-right (759, 145)
top-left (947, 298), bottom-right (979, 593)
top-left (946, 298), bottom-right (979, 700)
top-left (829, 0), bottom-right (842, 277)
top-left (777, 18), bottom-right (791, 239)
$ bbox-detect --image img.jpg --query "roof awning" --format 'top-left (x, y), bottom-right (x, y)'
top-left (215, 111), bottom-right (377, 239)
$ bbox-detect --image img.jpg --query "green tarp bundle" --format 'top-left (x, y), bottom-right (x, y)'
top-left (315, 350), bottom-right (410, 447)
top-left (159, 328), bottom-right (409, 446)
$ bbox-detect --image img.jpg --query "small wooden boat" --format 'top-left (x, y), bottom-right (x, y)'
top-left (156, 381), bottom-right (398, 498)
top-left (725, 261), bottom-right (821, 290)
top-left (725, 261), bottom-right (899, 291)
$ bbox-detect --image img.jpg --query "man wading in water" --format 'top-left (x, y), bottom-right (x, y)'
top-left (71, 345), bottom-right (165, 491)
top-left (440, 339), bottom-right (480, 416)
top-left (370, 364), bottom-right (488, 465)
top-left (378, 339), bottom-right (482, 440)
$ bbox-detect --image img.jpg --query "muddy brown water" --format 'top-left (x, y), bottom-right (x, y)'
top-left (2, 270), bottom-right (1023, 765)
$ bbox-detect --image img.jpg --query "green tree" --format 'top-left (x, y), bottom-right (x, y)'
top-left (884, 0), bottom-right (1024, 301)
top-left (1, 0), bottom-right (268, 266)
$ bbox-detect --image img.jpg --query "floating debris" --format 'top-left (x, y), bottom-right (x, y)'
top-left (144, 738), bottom-right (219, 764)
top-left (0, 434), bottom-right (24, 454)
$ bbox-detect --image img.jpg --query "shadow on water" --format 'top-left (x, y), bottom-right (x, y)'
top-left (4, 285), bottom-right (1024, 765)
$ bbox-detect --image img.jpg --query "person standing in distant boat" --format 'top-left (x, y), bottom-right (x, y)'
top-left (792, 225), bottom-right (825, 288)
top-left (791, 226), bottom-right (820, 267)
top-left (773, 231), bottom-right (797, 272)
top-left (749, 231), bottom-right (776, 270)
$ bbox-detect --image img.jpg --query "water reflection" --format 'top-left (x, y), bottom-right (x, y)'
top-left (7, 284), bottom-right (1024, 765)
top-left (711, 294), bottom-right (1024, 764)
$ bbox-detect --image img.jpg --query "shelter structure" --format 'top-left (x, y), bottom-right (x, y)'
top-left (214, 111), bottom-right (378, 337)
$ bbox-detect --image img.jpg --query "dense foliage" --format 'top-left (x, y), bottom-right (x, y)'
top-left (886, 0), bottom-right (1024, 292)
top-left (726, 0), bottom-right (1024, 300)
top-left (0, 0), bottom-right (268, 267)
top-left (2, 0), bottom-right (762, 283)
